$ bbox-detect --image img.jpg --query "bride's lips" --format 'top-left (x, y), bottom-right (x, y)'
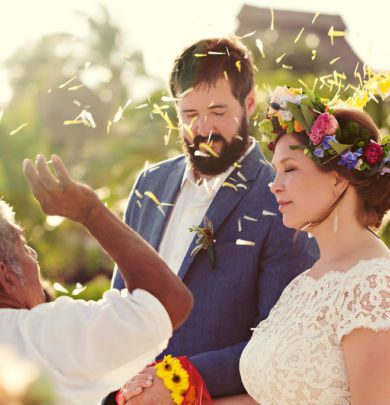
top-left (277, 200), bottom-right (292, 212)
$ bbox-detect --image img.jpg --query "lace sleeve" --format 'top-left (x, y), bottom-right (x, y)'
top-left (336, 260), bottom-right (390, 343)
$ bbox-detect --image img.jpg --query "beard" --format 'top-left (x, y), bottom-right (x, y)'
top-left (182, 115), bottom-right (250, 176)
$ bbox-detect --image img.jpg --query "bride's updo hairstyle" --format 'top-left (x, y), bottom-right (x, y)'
top-left (275, 108), bottom-right (390, 229)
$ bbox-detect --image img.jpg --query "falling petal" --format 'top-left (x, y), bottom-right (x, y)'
top-left (136, 200), bottom-right (143, 209)
top-left (233, 162), bottom-right (242, 168)
top-left (113, 106), bottom-right (123, 123)
top-left (239, 30), bottom-right (256, 40)
top-left (194, 151), bottom-right (210, 158)
top-left (236, 239), bottom-right (256, 246)
top-left (262, 209), bottom-right (277, 216)
top-left (59, 75), bottom-right (78, 89)
top-left (106, 120), bottom-right (113, 134)
top-left (228, 177), bottom-right (238, 182)
top-left (135, 189), bottom-right (143, 199)
top-left (208, 51), bottom-right (226, 55)
top-left (236, 183), bottom-right (248, 190)
top-left (329, 57), bottom-right (340, 65)
top-left (222, 182), bottom-right (238, 191)
top-left (149, 166), bottom-right (161, 173)
top-left (238, 218), bottom-right (242, 232)
top-left (244, 215), bottom-right (258, 222)
top-left (312, 11), bottom-right (320, 24)
top-left (270, 8), bottom-right (275, 30)
top-left (235, 60), bottom-right (242, 72)
top-left (224, 70), bottom-right (229, 81)
top-left (10, 122), bottom-right (28, 136)
top-left (194, 53), bottom-right (207, 57)
top-left (256, 39), bottom-right (265, 58)
top-left (237, 171), bottom-right (247, 182)
top-left (64, 120), bottom-right (83, 126)
top-left (177, 87), bottom-right (194, 98)
top-left (53, 282), bottom-right (69, 294)
top-left (199, 143), bottom-right (219, 158)
top-left (135, 103), bottom-right (148, 109)
top-left (282, 64), bottom-right (293, 70)
top-left (68, 84), bottom-right (85, 91)
top-left (72, 283), bottom-right (87, 296)
top-left (73, 100), bottom-right (81, 107)
top-left (312, 49), bottom-right (317, 60)
top-left (294, 28), bottom-right (304, 44)
top-left (276, 53), bottom-right (286, 64)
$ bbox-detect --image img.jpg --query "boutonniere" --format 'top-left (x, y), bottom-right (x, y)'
top-left (189, 216), bottom-right (216, 269)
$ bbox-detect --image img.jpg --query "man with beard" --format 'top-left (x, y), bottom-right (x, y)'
top-left (107, 36), bottom-right (318, 403)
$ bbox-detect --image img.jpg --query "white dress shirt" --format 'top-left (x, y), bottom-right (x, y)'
top-left (0, 289), bottom-right (172, 405)
top-left (158, 138), bottom-right (256, 274)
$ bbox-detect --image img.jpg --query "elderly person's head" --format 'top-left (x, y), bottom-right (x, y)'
top-left (0, 199), bottom-right (45, 309)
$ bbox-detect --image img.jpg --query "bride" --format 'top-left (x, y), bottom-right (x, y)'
top-left (237, 86), bottom-right (390, 404)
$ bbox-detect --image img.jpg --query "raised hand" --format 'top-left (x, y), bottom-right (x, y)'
top-left (23, 154), bottom-right (100, 224)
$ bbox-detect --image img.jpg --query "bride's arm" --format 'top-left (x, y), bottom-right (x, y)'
top-left (214, 394), bottom-right (258, 404)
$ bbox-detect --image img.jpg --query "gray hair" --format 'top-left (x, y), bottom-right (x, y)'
top-left (0, 199), bottom-right (24, 277)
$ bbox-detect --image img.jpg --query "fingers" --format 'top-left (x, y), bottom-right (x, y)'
top-left (51, 154), bottom-right (72, 186)
top-left (35, 154), bottom-right (58, 190)
top-left (121, 374), bottom-right (154, 401)
top-left (23, 158), bottom-right (47, 198)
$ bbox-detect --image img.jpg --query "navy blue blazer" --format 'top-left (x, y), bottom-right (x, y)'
top-left (112, 145), bottom-right (318, 397)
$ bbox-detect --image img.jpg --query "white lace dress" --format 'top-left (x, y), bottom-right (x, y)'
top-left (240, 257), bottom-right (390, 405)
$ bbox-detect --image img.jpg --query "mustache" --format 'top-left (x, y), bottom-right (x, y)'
top-left (188, 133), bottom-right (226, 148)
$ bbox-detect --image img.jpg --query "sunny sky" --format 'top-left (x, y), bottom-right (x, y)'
top-left (0, 0), bottom-right (389, 104)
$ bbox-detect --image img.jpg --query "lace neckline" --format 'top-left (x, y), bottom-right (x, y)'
top-left (303, 256), bottom-right (390, 283)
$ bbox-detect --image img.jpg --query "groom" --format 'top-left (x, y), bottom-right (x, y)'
top-left (108, 36), bottom-right (318, 401)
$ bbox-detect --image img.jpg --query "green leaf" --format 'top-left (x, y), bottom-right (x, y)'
top-left (286, 102), bottom-right (310, 132)
top-left (329, 141), bottom-right (353, 154)
top-left (301, 104), bottom-right (315, 128)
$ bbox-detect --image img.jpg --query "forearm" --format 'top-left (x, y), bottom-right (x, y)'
top-left (82, 201), bottom-right (193, 329)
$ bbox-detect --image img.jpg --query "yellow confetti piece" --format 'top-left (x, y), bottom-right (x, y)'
top-left (237, 171), bottom-right (247, 182)
top-left (239, 30), bottom-right (256, 39)
top-left (10, 122), bottom-right (28, 135)
top-left (329, 57), bottom-right (340, 65)
top-left (224, 70), bottom-right (229, 81)
top-left (222, 182), bottom-right (238, 192)
top-left (312, 11), bottom-right (320, 24)
top-left (276, 53), bottom-right (286, 64)
top-left (48, 89), bottom-right (52, 94)
top-left (311, 49), bottom-right (317, 60)
top-left (235, 60), bottom-right (241, 72)
top-left (255, 39), bottom-right (265, 58)
top-left (183, 124), bottom-right (194, 140)
top-left (237, 183), bottom-right (248, 190)
top-left (270, 8), bottom-right (275, 30)
top-left (208, 51), bottom-right (226, 55)
top-left (354, 62), bottom-right (360, 78)
top-left (298, 79), bottom-right (309, 89)
top-left (328, 26), bottom-right (347, 45)
top-left (236, 239), bottom-right (256, 246)
top-left (233, 162), bottom-right (242, 169)
top-left (238, 218), bottom-right (242, 232)
top-left (106, 120), bottom-right (113, 134)
top-left (135, 103), bottom-right (148, 109)
top-left (177, 87), bottom-right (194, 98)
top-left (145, 191), bottom-right (165, 216)
top-left (282, 64), bottom-right (293, 70)
top-left (194, 53), bottom-right (207, 57)
top-left (68, 84), bottom-right (85, 91)
top-left (59, 75), bottom-right (78, 89)
top-left (136, 200), bottom-right (143, 209)
top-left (199, 143), bottom-right (219, 158)
top-left (64, 120), bottom-right (83, 126)
top-left (294, 27), bottom-right (304, 44)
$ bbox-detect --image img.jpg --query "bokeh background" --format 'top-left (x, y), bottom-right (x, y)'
top-left (0, 0), bottom-right (389, 300)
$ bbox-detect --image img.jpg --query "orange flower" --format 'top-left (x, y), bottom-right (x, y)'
top-left (294, 120), bottom-right (304, 132)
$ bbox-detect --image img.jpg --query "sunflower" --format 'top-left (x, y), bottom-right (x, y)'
top-left (164, 367), bottom-right (189, 392)
top-left (155, 355), bottom-right (181, 380)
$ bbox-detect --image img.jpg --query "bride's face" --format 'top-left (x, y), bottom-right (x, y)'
top-left (270, 134), bottom-right (337, 230)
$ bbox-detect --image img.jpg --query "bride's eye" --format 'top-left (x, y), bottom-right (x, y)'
top-left (285, 167), bottom-right (296, 173)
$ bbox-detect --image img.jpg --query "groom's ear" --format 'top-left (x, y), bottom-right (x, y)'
top-left (245, 88), bottom-right (256, 117)
top-left (0, 261), bottom-right (19, 294)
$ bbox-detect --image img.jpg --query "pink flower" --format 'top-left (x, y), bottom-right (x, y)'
top-left (309, 113), bottom-right (339, 145)
top-left (363, 141), bottom-right (383, 165)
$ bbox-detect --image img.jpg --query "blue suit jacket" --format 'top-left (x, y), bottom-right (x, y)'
top-left (112, 145), bottom-right (318, 397)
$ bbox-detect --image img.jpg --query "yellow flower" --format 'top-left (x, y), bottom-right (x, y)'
top-left (155, 355), bottom-right (181, 380)
top-left (378, 77), bottom-right (390, 96)
top-left (170, 389), bottom-right (186, 405)
top-left (164, 367), bottom-right (189, 392)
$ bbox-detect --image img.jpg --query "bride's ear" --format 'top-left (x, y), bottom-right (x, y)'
top-left (333, 172), bottom-right (349, 198)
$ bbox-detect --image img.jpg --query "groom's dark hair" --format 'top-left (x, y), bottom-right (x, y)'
top-left (169, 36), bottom-right (254, 106)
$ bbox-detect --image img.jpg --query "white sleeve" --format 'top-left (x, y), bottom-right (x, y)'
top-left (4, 289), bottom-right (172, 402)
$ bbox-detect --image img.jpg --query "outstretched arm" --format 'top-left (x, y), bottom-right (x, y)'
top-left (23, 154), bottom-right (193, 330)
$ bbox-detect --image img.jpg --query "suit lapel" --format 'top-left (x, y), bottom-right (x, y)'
top-left (148, 158), bottom-right (186, 249)
top-left (178, 145), bottom-right (265, 279)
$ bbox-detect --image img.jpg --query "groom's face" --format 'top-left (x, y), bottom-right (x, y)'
top-left (177, 77), bottom-right (255, 176)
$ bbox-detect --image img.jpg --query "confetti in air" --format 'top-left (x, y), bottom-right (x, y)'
top-left (199, 143), bottom-right (219, 158)
top-left (276, 53), bottom-right (286, 64)
top-left (312, 50), bottom-right (317, 60)
top-left (239, 30), bottom-right (256, 40)
top-left (294, 28), bottom-right (305, 44)
top-left (58, 75), bottom-right (78, 89)
top-left (222, 182), bottom-right (238, 192)
top-left (235, 60), bottom-right (242, 72)
top-left (328, 26), bottom-right (347, 45)
top-left (329, 57), bottom-right (341, 65)
top-left (10, 123), bottom-right (28, 136)
top-left (312, 11), bottom-right (320, 24)
top-left (144, 191), bottom-right (166, 216)
top-left (262, 210), bottom-right (277, 217)
top-left (270, 8), bottom-right (275, 30)
top-left (256, 39), bottom-right (265, 58)
top-left (53, 282), bottom-right (69, 294)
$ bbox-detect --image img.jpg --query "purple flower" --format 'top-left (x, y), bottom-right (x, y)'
top-left (313, 147), bottom-right (324, 158)
top-left (322, 135), bottom-right (337, 150)
top-left (338, 150), bottom-right (360, 169)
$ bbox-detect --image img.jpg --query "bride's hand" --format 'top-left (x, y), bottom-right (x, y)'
top-left (116, 373), bottom-right (154, 405)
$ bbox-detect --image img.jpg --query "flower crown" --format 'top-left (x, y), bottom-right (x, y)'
top-left (259, 86), bottom-right (390, 176)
